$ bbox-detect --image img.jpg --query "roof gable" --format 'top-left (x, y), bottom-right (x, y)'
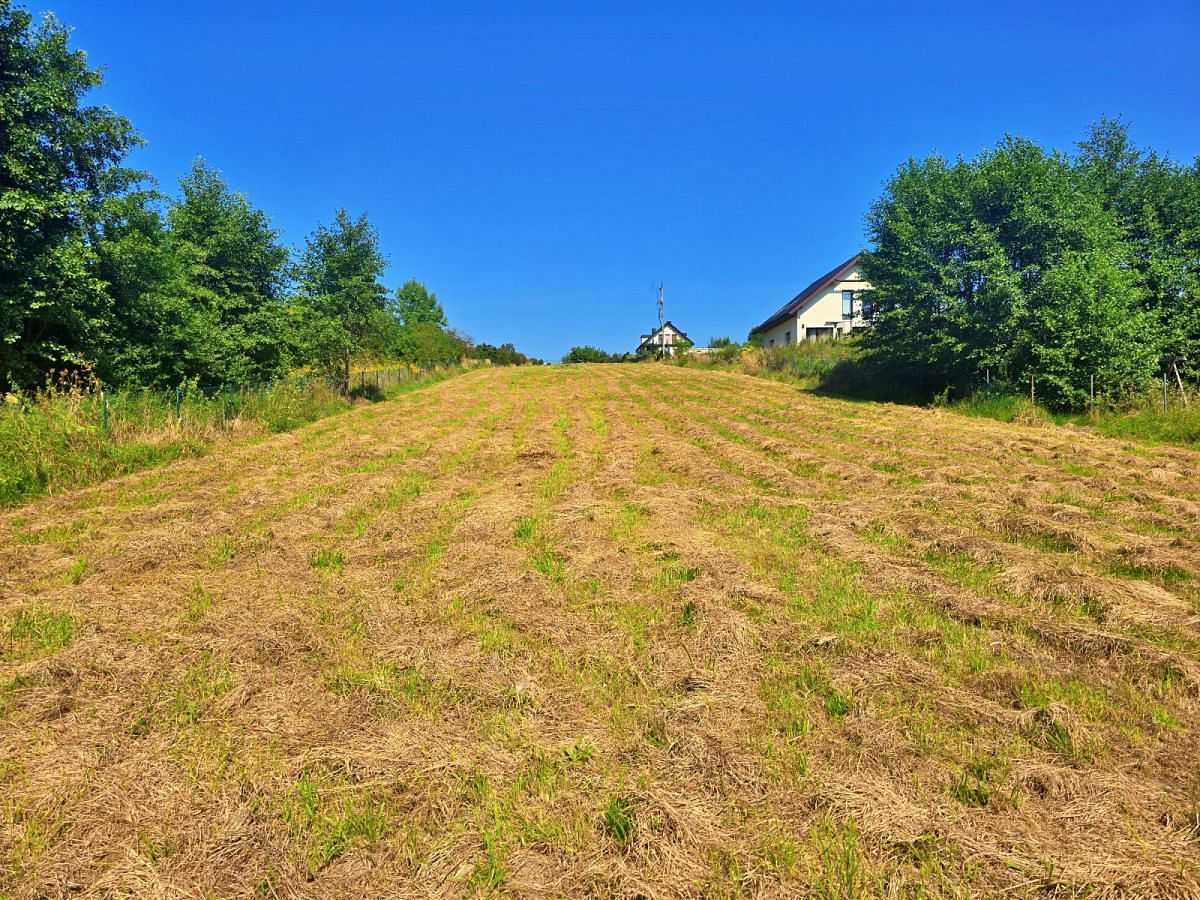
top-left (751, 255), bottom-right (862, 335)
top-left (637, 320), bottom-right (691, 350)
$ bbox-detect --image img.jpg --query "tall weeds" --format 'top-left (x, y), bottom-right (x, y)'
top-left (0, 367), bottom-right (451, 506)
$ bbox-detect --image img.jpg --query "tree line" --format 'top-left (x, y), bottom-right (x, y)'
top-left (0, 5), bottom-right (538, 396)
top-left (860, 120), bottom-right (1200, 410)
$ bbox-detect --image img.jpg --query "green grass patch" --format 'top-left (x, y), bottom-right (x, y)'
top-left (308, 548), bottom-right (345, 574)
top-left (951, 390), bottom-right (1200, 453)
top-left (602, 796), bottom-right (635, 845)
top-left (949, 752), bottom-right (1007, 807)
top-left (7, 606), bottom-right (77, 657)
top-left (513, 516), bottom-right (540, 543)
top-left (171, 653), bottom-right (234, 726)
top-left (653, 564), bottom-right (701, 588)
top-left (185, 582), bottom-right (212, 622)
top-left (325, 662), bottom-right (443, 715)
top-left (64, 558), bottom-right (88, 585)
top-left (532, 548), bottom-right (566, 582)
top-left (282, 775), bottom-right (389, 876)
top-left (1105, 560), bottom-right (1192, 586)
top-left (0, 370), bottom-right (462, 509)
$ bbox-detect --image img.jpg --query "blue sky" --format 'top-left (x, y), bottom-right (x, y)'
top-left (42, 0), bottom-right (1200, 361)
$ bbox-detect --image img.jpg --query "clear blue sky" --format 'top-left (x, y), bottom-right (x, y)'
top-left (41, 0), bottom-right (1200, 361)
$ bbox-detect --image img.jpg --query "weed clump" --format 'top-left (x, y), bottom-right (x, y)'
top-left (603, 796), bottom-right (635, 845)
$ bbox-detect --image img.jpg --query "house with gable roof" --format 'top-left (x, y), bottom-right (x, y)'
top-left (750, 255), bottom-right (872, 347)
top-left (636, 321), bottom-right (691, 357)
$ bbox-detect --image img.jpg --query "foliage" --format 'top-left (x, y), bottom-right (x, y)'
top-left (474, 342), bottom-right (543, 366)
top-left (861, 121), bottom-right (1197, 410)
top-left (950, 388), bottom-right (1200, 450)
top-left (89, 190), bottom-right (181, 386)
top-left (388, 322), bottom-right (471, 369)
top-left (163, 160), bottom-right (292, 387)
top-left (670, 339), bottom-right (861, 390)
top-left (704, 336), bottom-right (742, 362)
top-left (362, 279), bottom-right (474, 370)
top-left (292, 210), bottom-right (389, 392)
top-left (0, 5), bottom-right (141, 390)
top-left (392, 279), bottom-right (446, 328)
top-left (562, 346), bottom-right (632, 364)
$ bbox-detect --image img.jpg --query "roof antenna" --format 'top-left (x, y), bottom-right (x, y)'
top-left (657, 282), bottom-right (665, 357)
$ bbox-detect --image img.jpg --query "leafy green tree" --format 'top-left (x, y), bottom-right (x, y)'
top-left (474, 342), bottom-right (530, 366)
top-left (293, 210), bottom-right (388, 393)
top-left (1075, 119), bottom-right (1200, 368)
top-left (165, 159), bottom-right (291, 387)
top-left (392, 322), bottom-right (469, 368)
top-left (563, 345), bottom-right (618, 363)
top-left (89, 190), bottom-right (183, 386)
top-left (393, 279), bottom-right (447, 328)
top-left (0, 5), bottom-right (141, 389)
top-left (860, 128), bottom-right (1165, 409)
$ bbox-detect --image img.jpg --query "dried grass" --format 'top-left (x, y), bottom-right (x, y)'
top-left (1, 365), bottom-right (1199, 896)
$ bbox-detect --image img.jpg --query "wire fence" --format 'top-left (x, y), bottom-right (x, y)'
top-left (972, 363), bottom-right (1196, 415)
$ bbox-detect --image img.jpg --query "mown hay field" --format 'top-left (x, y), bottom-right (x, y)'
top-left (2, 364), bottom-right (1199, 898)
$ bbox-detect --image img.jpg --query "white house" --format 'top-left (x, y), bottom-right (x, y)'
top-left (637, 321), bottom-right (690, 357)
top-left (751, 255), bottom-right (871, 347)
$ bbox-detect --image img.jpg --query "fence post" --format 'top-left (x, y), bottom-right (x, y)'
top-left (1163, 372), bottom-right (1169, 414)
top-left (1030, 375), bottom-right (1035, 408)
top-left (100, 391), bottom-right (109, 437)
top-left (174, 385), bottom-right (182, 421)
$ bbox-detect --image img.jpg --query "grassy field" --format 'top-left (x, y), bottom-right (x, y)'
top-left (2, 364), bottom-right (1198, 897)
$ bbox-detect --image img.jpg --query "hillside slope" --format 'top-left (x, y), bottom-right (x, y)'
top-left (2, 365), bottom-right (1198, 897)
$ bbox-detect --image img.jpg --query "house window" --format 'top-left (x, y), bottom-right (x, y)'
top-left (841, 290), bottom-right (854, 319)
top-left (784, 330), bottom-right (791, 344)
top-left (768, 338), bottom-right (775, 348)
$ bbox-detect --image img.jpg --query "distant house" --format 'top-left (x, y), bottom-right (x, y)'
top-left (637, 321), bottom-right (691, 357)
top-left (751, 255), bottom-right (871, 347)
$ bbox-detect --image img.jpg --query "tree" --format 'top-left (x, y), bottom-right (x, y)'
top-left (563, 345), bottom-right (619, 363)
top-left (165, 159), bottom-right (291, 387)
top-left (0, 5), bottom-right (141, 389)
top-left (474, 342), bottom-right (530, 366)
top-left (393, 279), bottom-right (447, 328)
top-left (860, 127), bottom-right (1164, 409)
top-left (89, 189), bottom-right (182, 386)
top-left (392, 322), bottom-right (469, 368)
top-left (293, 210), bottom-right (388, 393)
top-left (1075, 119), bottom-right (1200, 369)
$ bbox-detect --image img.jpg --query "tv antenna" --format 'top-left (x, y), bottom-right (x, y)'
top-left (656, 283), bottom-right (665, 356)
